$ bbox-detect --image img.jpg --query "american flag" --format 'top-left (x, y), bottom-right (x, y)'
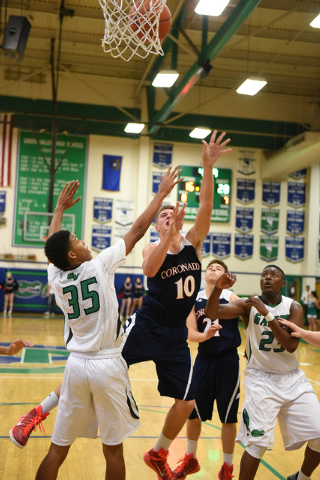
top-left (0, 113), bottom-right (14, 187)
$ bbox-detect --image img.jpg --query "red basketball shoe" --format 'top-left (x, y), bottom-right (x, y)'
top-left (218, 462), bottom-right (234, 480)
top-left (9, 405), bottom-right (49, 448)
top-left (172, 453), bottom-right (200, 479)
top-left (143, 447), bottom-right (174, 480)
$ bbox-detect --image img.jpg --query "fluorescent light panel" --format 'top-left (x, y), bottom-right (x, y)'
top-left (190, 127), bottom-right (211, 139)
top-left (236, 77), bottom-right (267, 96)
top-left (195, 0), bottom-right (230, 16)
top-left (310, 14), bottom-right (320, 28)
top-left (124, 123), bottom-right (145, 133)
top-left (152, 70), bottom-right (179, 87)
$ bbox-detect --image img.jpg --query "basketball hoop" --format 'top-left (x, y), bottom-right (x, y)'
top-left (98, 0), bottom-right (169, 61)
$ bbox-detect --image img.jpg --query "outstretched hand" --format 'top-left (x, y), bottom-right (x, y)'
top-left (168, 202), bottom-right (186, 238)
top-left (202, 130), bottom-right (232, 169)
top-left (216, 272), bottom-right (237, 290)
top-left (278, 319), bottom-right (303, 338)
top-left (158, 166), bottom-right (184, 197)
top-left (6, 339), bottom-right (33, 356)
top-left (244, 297), bottom-right (269, 316)
top-left (56, 180), bottom-right (81, 211)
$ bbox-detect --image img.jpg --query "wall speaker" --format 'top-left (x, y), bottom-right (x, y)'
top-left (2, 16), bottom-right (31, 62)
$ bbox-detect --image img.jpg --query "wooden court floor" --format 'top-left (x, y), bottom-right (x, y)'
top-left (1, 314), bottom-right (320, 480)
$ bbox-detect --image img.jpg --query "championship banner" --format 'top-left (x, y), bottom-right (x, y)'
top-left (102, 155), bottom-right (122, 192)
top-left (236, 179), bottom-right (255, 204)
top-left (286, 210), bottom-right (304, 236)
top-left (235, 207), bottom-right (254, 233)
top-left (285, 237), bottom-right (304, 263)
top-left (261, 209), bottom-right (279, 235)
top-left (152, 172), bottom-right (163, 195)
top-left (262, 182), bottom-right (281, 207)
top-left (0, 191), bottom-right (5, 214)
top-left (260, 236), bottom-right (279, 262)
top-left (91, 226), bottom-right (111, 252)
top-left (238, 149), bottom-right (256, 175)
top-left (153, 143), bottom-right (173, 168)
top-left (150, 228), bottom-right (160, 243)
top-left (212, 233), bottom-right (231, 259)
top-left (93, 198), bottom-right (113, 224)
top-left (289, 169), bottom-right (307, 180)
top-left (113, 225), bottom-right (130, 243)
top-left (201, 234), bottom-right (211, 258)
top-left (287, 182), bottom-right (306, 208)
top-left (115, 199), bottom-right (135, 226)
top-left (235, 234), bottom-right (254, 260)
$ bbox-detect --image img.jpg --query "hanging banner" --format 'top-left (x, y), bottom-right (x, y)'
top-left (212, 233), bottom-right (231, 259)
top-left (153, 143), bottom-right (173, 168)
top-left (285, 237), bottom-right (304, 263)
top-left (236, 179), bottom-right (255, 204)
top-left (93, 198), bottom-right (113, 224)
top-left (287, 182), bottom-right (306, 208)
top-left (289, 169), bottom-right (307, 180)
top-left (115, 199), bottom-right (135, 226)
top-left (201, 234), bottom-right (211, 258)
top-left (113, 225), bottom-right (130, 243)
top-left (102, 155), bottom-right (122, 191)
top-left (0, 191), bottom-right (6, 214)
top-left (150, 228), bottom-right (160, 243)
top-left (235, 234), bottom-right (254, 260)
top-left (235, 207), bottom-right (254, 233)
top-left (286, 210), bottom-right (305, 236)
top-left (91, 226), bottom-right (112, 252)
top-left (319, 239), bottom-right (320, 264)
top-left (152, 172), bottom-right (163, 195)
top-left (262, 182), bottom-right (281, 207)
top-left (238, 149), bottom-right (257, 175)
top-left (261, 209), bottom-right (279, 235)
top-left (260, 236), bottom-right (279, 262)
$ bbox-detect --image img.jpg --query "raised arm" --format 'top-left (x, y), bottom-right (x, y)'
top-left (244, 297), bottom-right (302, 353)
top-left (122, 166), bottom-right (183, 255)
top-left (47, 180), bottom-right (81, 239)
top-left (278, 318), bottom-right (320, 347)
top-left (142, 203), bottom-right (185, 277)
top-left (186, 131), bottom-right (231, 258)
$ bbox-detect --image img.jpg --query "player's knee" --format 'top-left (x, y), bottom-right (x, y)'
top-left (176, 398), bottom-right (195, 414)
top-left (308, 438), bottom-right (320, 453)
top-left (246, 445), bottom-right (267, 460)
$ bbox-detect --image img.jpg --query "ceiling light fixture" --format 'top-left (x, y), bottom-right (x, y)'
top-left (310, 13), bottom-right (320, 28)
top-left (195, 0), bottom-right (230, 16)
top-left (190, 127), bottom-right (211, 139)
top-left (124, 123), bottom-right (145, 134)
top-left (152, 70), bottom-right (179, 88)
top-left (236, 77), bottom-right (267, 96)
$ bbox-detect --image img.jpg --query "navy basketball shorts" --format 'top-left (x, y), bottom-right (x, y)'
top-left (122, 316), bottom-right (197, 401)
top-left (189, 351), bottom-right (240, 423)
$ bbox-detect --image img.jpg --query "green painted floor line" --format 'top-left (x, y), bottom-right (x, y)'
top-left (0, 366), bottom-right (65, 374)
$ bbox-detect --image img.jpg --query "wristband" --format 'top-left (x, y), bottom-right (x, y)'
top-left (265, 312), bottom-right (274, 323)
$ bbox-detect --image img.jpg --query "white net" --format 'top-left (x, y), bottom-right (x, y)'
top-left (99, 0), bottom-right (168, 61)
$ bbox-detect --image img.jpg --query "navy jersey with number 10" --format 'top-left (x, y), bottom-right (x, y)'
top-left (138, 236), bottom-right (201, 328)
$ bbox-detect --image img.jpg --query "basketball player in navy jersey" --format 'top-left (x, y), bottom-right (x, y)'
top-left (173, 259), bottom-right (241, 480)
top-left (122, 130), bottom-right (232, 480)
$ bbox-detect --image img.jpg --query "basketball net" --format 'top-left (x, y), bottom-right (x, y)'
top-left (98, 0), bottom-right (167, 61)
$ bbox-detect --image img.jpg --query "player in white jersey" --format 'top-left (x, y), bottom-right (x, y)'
top-left (11, 170), bottom-right (183, 480)
top-left (205, 265), bottom-right (320, 480)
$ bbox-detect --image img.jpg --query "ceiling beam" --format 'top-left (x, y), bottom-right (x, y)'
top-left (148, 0), bottom-right (262, 135)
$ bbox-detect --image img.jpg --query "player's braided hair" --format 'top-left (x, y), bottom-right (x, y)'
top-left (45, 230), bottom-right (72, 271)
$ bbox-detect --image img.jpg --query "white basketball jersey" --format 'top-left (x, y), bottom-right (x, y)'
top-left (48, 239), bottom-right (126, 357)
top-left (246, 295), bottom-right (299, 374)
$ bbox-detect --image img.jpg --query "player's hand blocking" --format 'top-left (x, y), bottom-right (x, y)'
top-left (56, 180), bottom-right (81, 211)
top-left (244, 297), bottom-right (269, 317)
top-left (201, 130), bottom-right (232, 169)
top-left (216, 272), bottom-right (237, 290)
top-left (158, 165), bottom-right (184, 197)
top-left (278, 318), bottom-right (302, 338)
top-left (167, 202), bottom-right (186, 238)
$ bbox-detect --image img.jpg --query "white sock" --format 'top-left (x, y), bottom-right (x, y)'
top-left (154, 433), bottom-right (173, 452)
top-left (40, 391), bottom-right (59, 413)
top-left (223, 453), bottom-right (234, 467)
top-left (298, 471), bottom-right (310, 480)
top-left (186, 439), bottom-right (198, 457)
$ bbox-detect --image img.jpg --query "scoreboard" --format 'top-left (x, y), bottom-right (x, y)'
top-left (178, 166), bottom-right (232, 222)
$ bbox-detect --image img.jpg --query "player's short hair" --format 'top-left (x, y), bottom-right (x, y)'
top-left (155, 205), bottom-right (174, 224)
top-left (262, 264), bottom-right (285, 279)
top-left (311, 290), bottom-right (318, 299)
top-left (45, 230), bottom-right (72, 271)
top-left (206, 259), bottom-right (229, 273)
